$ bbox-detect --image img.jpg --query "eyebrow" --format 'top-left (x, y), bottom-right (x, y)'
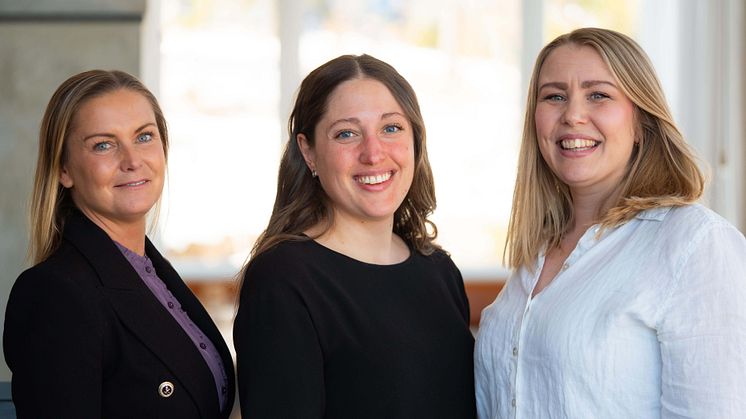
top-left (538, 80), bottom-right (617, 91)
top-left (328, 112), bottom-right (406, 128)
top-left (81, 122), bottom-right (157, 142)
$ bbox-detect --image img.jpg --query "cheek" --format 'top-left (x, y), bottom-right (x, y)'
top-left (534, 106), bottom-right (554, 138)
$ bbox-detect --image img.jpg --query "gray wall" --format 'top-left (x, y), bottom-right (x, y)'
top-left (0, 0), bottom-right (145, 381)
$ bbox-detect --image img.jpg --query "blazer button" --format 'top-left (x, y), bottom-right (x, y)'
top-left (159, 381), bottom-right (175, 398)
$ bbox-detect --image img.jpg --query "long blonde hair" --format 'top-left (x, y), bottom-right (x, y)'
top-left (29, 70), bottom-right (169, 264)
top-left (506, 28), bottom-right (704, 270)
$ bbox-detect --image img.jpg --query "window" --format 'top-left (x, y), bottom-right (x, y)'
top-left (158, 0), bottom-right (646, 281)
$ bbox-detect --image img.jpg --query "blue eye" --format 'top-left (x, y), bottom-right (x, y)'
top-left (383, 124), bottom-right (402, 134)
top-left (93, 142), bottom-right (113, 152)
top-left (137, 132), bottom-right (154, 143)
top-left (335, 130), bottom-right (355, 140)
top-left (589, 92), bottom-right (610, 101)
top-left (543, 94), bottom-right (565, 102)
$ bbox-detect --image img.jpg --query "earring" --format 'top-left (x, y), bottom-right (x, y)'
top-left (311, 170), bottom-right (318, 178)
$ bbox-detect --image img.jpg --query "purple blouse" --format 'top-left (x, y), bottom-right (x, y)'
top-left (115, 242), bottom-right (228, 410)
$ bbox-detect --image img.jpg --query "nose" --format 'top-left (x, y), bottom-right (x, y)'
top-left (359, 132), bottom-right (385, 165)
top-left (119, 144), bottom-right (143, 171)
top-left (562, 96), bottom-right (588, 126)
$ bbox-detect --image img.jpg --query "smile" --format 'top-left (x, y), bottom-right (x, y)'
top-left (355, 171), bottom-right (392, 185)
top-left (559, 138), bottom-right (599, 151)
top-left (117, 180), bottom-right (148, 187)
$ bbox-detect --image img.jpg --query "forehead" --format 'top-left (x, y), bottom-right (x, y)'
top-left (73, 89), bottom-right (154, 128)
top-left (538, 44), bottom-right (614, 82)
top-left (322, 77), bottom-right (405, 118)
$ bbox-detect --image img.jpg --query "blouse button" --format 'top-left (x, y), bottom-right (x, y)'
top-left (167, 302), bottom-right (174, 309)
top-left (512, 347), bottom-right (518, 356)
top-left (145, 266), bottom-right (152, 273)
top-left (511, 398), bottom-right (516, 407)
top-left (200, 342), bottom-right (207, 350)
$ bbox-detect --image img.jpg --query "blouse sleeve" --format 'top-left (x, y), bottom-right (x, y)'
top-left (3, 269), bottom-right (103, 418)
top-left (233, 252), bottom-right (325, 418)
top-left (657, 220), bottom-right (746, 418)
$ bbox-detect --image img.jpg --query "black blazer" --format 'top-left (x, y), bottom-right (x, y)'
top-left (3, 211), bottom-right (235, 418)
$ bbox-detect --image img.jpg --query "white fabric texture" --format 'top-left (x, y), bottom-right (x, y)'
top-left (475, 204), bottom-right (746, 419)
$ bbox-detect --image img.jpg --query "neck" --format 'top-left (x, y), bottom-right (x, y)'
top-left (310, 211), bottom-right (408, 265)
top-left (81, 209), bottom-right (147, 256)
top-left (569, 185), bottom-right (621, 231)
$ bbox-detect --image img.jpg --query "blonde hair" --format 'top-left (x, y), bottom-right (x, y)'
top-left (506, 28), bottom-right (704, 270)
top-left (29, 70), bottom-right (169, 264)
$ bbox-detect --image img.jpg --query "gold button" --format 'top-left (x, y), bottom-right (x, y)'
top-left (159, 381), bottom-right (174, 398)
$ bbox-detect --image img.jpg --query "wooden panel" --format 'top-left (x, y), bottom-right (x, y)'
top-left (464, 281), bottom-right (505, 327)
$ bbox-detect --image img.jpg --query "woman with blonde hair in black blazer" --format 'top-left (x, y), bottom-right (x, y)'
top-left (3, 69), bottom-right (235, 418)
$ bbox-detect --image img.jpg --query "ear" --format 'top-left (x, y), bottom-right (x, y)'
top-left (297, 133), bottom-right (316, 172)
top-left (59, 165), bottom-right (74, 188)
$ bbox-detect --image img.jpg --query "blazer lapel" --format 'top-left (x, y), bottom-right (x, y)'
top-left (63, 212), bottom-right (219, 417)
top-left (145, 238), bottom-right (236, 415)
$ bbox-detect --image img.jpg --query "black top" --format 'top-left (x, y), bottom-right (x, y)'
top-left (233, 239), bottom-right (476, 418)
top-left (3, 211), bottom-right (236, 419)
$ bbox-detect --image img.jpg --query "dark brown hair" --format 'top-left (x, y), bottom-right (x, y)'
top-left (248, 54), bottom-right (439, 265)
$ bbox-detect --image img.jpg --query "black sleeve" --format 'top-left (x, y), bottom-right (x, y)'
top-left (442, 252), bottom-right (471, 325)
top-left (3, 269), bottom-right (103, 418)
top-left (233, 250), bottom-right (325, 418)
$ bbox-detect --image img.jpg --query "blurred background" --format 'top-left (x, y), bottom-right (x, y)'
top-left (0, 0), bottom-right (743, 415)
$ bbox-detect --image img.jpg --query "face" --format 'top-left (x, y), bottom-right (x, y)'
top-left (60, 89), bottom-right (166, 227)
top-left (535, 44), bottom-right (637, 198)
top-left (298, 77), bottom-right (415, 225)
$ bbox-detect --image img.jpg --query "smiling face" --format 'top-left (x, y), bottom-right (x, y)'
top-left (60, 88), bottom-right (166, 229)
top-left (298, 77), bottom-right (415, 226)
top-left (535, 44), bottom-right (637, 200)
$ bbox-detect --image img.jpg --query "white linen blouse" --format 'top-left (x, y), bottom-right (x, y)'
top-left (475, 204), bottom-right (746, 419)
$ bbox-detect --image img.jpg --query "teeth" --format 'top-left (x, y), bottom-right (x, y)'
top-left (357, 172), bottom-right (392, 185)
top-left (560, 138), bottom-right (597, 150)
top-left (126, 180), bottom-right (146, 186)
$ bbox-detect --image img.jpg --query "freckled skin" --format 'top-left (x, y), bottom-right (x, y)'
top-left (298, 78), bottom-right (415, 225)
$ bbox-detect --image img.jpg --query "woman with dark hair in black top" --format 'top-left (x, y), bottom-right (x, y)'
top-left (233, 54), bottom-right (475, 418)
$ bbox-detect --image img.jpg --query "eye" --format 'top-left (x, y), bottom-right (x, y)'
top-left (136, 132), bottom-right (154, 143)
top-left (93, 141), bottom-right (113, 152)
top-left (334, 130), bottom-right (356, 140)
top-left (383, 124), bottom-right (403, 134)
top-left (542, 93), bottom-right (566, 102)
top-left (589, 92), bottom-right (610, 101)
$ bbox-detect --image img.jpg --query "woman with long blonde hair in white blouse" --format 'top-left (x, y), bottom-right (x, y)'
top-left (475, 27), bottom-right (746, 418)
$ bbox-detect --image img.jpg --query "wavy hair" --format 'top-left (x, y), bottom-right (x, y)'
top-left (247, 54), bottom-right (439, 267)
top-left (29, 69), bottom-right (168, 264)
top-left (506, 28), bottom-right (704, 270)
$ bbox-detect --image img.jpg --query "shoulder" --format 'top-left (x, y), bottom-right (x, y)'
top-left (414, 248), bottom-right (460, 272)
top-left (11, 241), bottom-right (96, 298)
top-left (242, 239), bottom-right (319, 290)
top-left (645, 204), bottom-right (746, 281)
top-left (649, 204), bottom-right (745, 248)
top-left (5, 243), bottom-right (104, 347)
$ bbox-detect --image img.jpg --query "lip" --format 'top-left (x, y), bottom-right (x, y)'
top-left (353, 170), bottom-right (395, 188)
top-left (556, 133), bottom-right (598, 143)
top-left (554, 133), bottom-right (601, 157)
top-left (115, 179), bottom-right (149, 188)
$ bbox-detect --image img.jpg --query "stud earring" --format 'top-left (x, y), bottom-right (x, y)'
top-left (311, 170), bottom-right (318, 178)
